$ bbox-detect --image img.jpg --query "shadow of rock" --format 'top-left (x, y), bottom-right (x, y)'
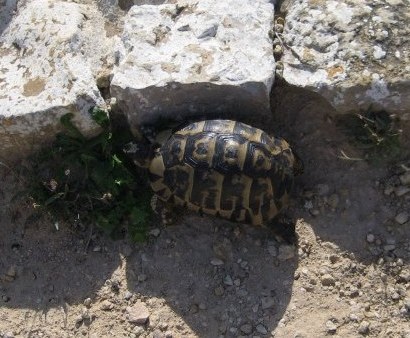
top-left (0, 170), bottom-right (121, 311)
top-left (0, 0), bottom-right (17, 36)
top-left (271, 82), bottom-right (410, 265)
top-left (125, 215), bottom-right (298, 337)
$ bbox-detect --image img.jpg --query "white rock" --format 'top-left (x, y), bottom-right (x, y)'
top-left (282, 0), bottom-right (410, 116)
top-left (126, 302), bottom-right (150, 324)
top-left (373, 46), bottom-right (386, 59)
top-left (0, 0), bottom-right (112, 161)
top-left (111, 0), bottom-right (275, 130)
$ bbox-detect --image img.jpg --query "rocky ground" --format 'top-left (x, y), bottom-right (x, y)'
top-left (1, 85), bottom-right (410, 338)
top-left (1, 0), bottom-right (410, 337)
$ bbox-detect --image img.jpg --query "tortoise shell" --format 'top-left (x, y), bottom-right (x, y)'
top-left (148, 120), bottom-right (297, 226)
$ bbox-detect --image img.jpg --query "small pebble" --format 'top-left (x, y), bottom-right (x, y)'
top-left (326, 320), bottom-right (337, 333)
top-left (124, 291), bottom-right (133, 300)
top-left (278, 245), bottom-right (295, 261)
top-left (214, 286), bottom-right (224, 296)
top-left (198, 303), bottom-right (207, 310)
top-left (223, 275), bottom-right (234, 286)
top-left (261, 297), bottom-right (275, 309)
top-left (240, 260), bottom-right (248, 268)
top-left (383, 244), bottom-right (396, 252)
top-left (321, 274), bottom-right (336, 286)
top-left (138, 274), bottom-right (147, 282)
top-left (149, 228), bottom-right (161, 237)
top-left (126, 302), bottom-right (150, 325)
top-left (211, 258), bottom-right (224, 266)
top-left (133, 326), bottom-right (145, 336)
top-left (84, 298), bottom-right (92, 308)
top-left (395, 186), bottom-right (410, 197)
top-left (391, 292), bottom-right (400, 300)
top-left (399, 171), bottom-right (410, 185)
top-left (240, 324), bottom-right (252, 335)
top-left (309, 209), bottom-right (320, 216)
top-left (358, 320), bottom-right (370, 334)
top-left (395, 212), bottom-right (409, 224)
top-left (3, 332), bottom-right (14, 338)
top-left (100, 300), bottom-right (113, 311)
top-left (304, 200), bottom-right (313, 210)
top-left (384, 186), bottom-right (394, 195)
top-left (189, 304), bottom-right (198, 314)
top-left (366, 234), bottom-right (375, 243)
top-left (256, 324), bottom-right (268, 334)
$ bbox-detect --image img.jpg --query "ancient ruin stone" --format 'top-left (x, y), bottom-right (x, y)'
top-left (0, 0), bottom-right (114, 161)
top-left (110, 0), bottom-right (276, 133)
top-left (281, 0), bottom-right (410, 118)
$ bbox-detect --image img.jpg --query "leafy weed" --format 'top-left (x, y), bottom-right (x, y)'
top-left (27, 107), bottom-right (152, 241)
top-left (337, 109), bottom-right (403, 163)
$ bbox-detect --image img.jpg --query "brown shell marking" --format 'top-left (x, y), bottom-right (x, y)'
top-left (148, 120), bottom-right (295, 226)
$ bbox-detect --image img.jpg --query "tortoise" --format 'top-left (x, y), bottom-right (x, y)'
top-left (124, 119), bottom-right (302, 226)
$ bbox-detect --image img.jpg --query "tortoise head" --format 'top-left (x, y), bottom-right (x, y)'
top-left (123, 139), bottom-right (156, 168)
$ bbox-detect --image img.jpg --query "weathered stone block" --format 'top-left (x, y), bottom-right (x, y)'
top-left (0, 0), bottom-right (114, 161)
top-left (281, 0), bottom-right (410, 118)
top-left (110, 0), bottom-right (275, 132)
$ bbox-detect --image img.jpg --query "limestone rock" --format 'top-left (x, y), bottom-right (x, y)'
top-left (110, 0), bottom-right (275, 133)
top-left (0, 0), bottom-right (114, 161)
top-left (281, 0), bottom-right (410, 117)
top-left (126, 301), bottom-right (150, 324)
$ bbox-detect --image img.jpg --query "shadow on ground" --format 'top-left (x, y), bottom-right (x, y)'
top-left (271, 82), bottom-right (410, 264)
top-left (125, 216), bottom-right (298, 337)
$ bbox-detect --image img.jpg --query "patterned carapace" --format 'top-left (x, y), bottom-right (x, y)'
top-left (145, 120), bottom-right (298, 226)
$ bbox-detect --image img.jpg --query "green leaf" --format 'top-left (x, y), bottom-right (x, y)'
top-left (89, 107), bottom-right (110, 128)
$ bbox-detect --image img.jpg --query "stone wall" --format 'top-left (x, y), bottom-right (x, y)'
top-left (0, 0), bottom-right (409, 161)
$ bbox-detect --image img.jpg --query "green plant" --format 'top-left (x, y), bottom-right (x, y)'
top-left (337, 109), bottom-right (402, 162)
top-left (27, 108), bottom-right (152, 241)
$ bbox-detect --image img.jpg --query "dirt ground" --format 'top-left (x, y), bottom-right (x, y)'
top-left (1, 85), bottom-right (410, 338)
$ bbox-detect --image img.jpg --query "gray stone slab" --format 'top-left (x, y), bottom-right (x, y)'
top-left (281, 0), bottom-right (410, 118)
top-left (0, 0), bottom-right (114, 161)
top-left (111, 0), bottom-right (276, 132)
